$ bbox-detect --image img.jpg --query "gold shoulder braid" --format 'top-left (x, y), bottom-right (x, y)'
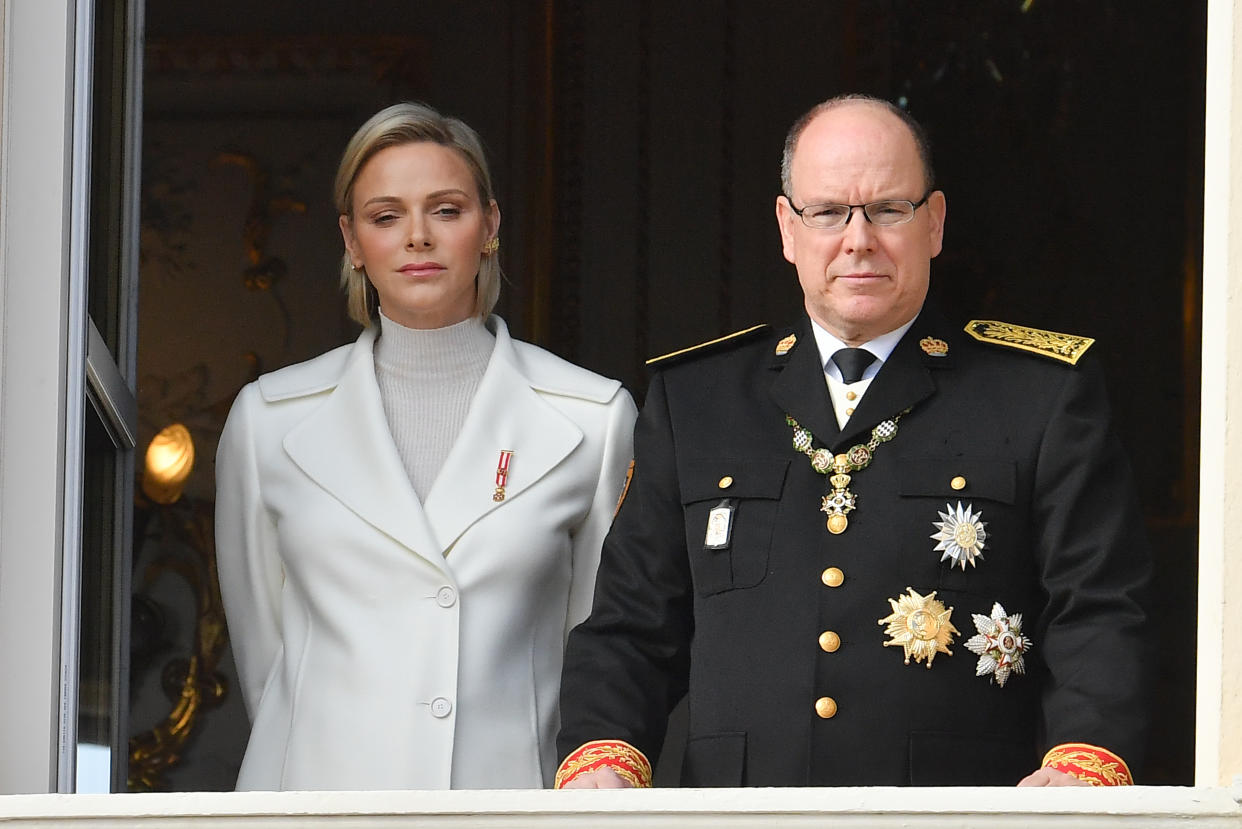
top-left (786, 410), bottom-right (908, 534)
top-left (646, 324), bottom-right (768, 367)
top-left (964, 320), bottom-right (1094, 366)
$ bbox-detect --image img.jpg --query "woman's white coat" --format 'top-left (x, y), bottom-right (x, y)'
top-left (215, 317), bottom-right (636, 791)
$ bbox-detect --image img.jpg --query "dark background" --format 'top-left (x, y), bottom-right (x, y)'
top-left (131, 0), bottom-right (1203, 789)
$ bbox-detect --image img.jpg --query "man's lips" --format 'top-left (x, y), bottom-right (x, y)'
top-left (834, 271), bottom-right (888, 281)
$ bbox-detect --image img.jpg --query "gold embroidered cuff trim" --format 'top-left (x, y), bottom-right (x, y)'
top-left (1041, 742), bottom-right (1133, 786)
top-left (555, 739), bottom-right (653, 789)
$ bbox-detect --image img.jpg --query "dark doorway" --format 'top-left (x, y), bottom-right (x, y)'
top-left (130, 0), bottom-right (1203, 789)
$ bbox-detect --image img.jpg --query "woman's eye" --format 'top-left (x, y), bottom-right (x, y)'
top-left (372, 212), bottom-right (398, 225)
top-left (432, 205), bottom-right (462, 218)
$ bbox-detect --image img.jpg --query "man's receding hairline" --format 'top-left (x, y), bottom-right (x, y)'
top-left (781, 94), bottom-right (935, 195)
top-left (794, 103), bottom-right (920, 179)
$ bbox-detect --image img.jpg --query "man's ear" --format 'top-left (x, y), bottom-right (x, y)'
top-left (926, 190), bottom-right (947, 259)
top-left (776, 195), bottom-right (798, 265)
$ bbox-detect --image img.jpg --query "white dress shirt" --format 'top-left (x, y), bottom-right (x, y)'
top-left (810, 316), bottom-right (917, 429)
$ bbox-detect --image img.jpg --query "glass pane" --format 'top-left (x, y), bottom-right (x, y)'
top-left (87, 0), bottom-right (135, 361)
top-left (77, 397), bottom-right (121, 792)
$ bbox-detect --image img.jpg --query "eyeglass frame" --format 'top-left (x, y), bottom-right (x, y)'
top-left (782, 188), bottom-right (935, 229)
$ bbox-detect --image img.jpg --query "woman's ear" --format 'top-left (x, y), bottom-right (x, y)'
top-left (339, 214), bottom-right (362, 268)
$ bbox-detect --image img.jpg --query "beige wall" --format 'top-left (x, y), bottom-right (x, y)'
top-left (1198, 0), bottom-right (1242, 789)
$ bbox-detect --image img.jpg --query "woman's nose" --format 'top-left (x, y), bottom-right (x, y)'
top-left (406, 218), bottom-right (432, 248)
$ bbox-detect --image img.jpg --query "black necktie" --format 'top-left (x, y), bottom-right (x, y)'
top-left (831, 348), bottom-right (875, 384)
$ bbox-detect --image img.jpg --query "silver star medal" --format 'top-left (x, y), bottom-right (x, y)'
top-left (930, 501), bottom-right (987, 569)
top-left (965, 602), bottom-right (1032, 687)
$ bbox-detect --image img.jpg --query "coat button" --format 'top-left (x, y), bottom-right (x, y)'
top-left (718, 476), bottom-right (734, 489)
top-left (815, 696), bottom-right (838, 719)
top-left (845, 391), bottom-right (857, 401)
top-left (430, 697), bottom-right (453, 718)
top-left (436, 586), bottom-right (457, 608)
top-left (821, 567), bottom-right (844, 587)
top-left (951, 475), bottom-right (967, 490)
top-left (818, 631), bottom-right (841, 653)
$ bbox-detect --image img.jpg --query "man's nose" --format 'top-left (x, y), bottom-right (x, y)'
top-left (841, 206), bottom-right (876, 253)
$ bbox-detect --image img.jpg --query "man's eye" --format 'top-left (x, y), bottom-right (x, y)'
top-left (871, 202), bottom-right (908, 217)
top-left (810, 205), bottom-right (849, 220)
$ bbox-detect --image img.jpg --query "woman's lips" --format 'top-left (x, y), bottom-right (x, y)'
top-left (399, 262), bottom-right (445, 277)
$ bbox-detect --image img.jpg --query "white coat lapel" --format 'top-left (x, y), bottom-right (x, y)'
top-left (422, 318), bottom-right (582, 554)
top-left (281, 328), bottom-right (445, 570)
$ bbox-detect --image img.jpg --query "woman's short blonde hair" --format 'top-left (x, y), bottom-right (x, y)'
top-left (334, 102), bottom-right (500, 327)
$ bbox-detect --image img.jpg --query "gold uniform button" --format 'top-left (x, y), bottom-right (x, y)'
top-left (950, 475), bottom-right (966, 491)
top-left (818, 631), bottom-right (841, 652)
top-left (845, 390), bottom-right (857, 401)
top-left (845, 407), bottom-right (855, 416)
top-left (718, 476), bottom-right (734, 489)
top-left (815, 696), bottom-right (838, 719)
top-left (821, 567), bottom-right (844, 587)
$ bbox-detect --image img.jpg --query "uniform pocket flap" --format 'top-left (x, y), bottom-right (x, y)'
top-left (898, 457), bottom-right (1017, 504)
top-left (679, 458), bottom-right (790, 505)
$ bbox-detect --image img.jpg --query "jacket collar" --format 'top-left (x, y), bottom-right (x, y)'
top-left (281, 318), bottom-right (582, 570)
top-left (769, 316), bottom-right (840, 446)
top-left (769, 306), bottom-right (956, 451)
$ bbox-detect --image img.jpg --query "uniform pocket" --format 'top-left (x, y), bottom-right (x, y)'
top-left (682, 731), bottom-right (747, 787)
top-left (907, 730), bottom-right (1034, 785)
top-left (898, 457), bottom-right (1025, 595)
top-left (680, 458), bottom-right (789, 596)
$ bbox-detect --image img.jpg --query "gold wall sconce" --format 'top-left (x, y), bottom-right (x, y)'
top-left (142, 423), bottom-right (195, 505)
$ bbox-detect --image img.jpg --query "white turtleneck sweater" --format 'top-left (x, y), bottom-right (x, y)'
top-left (373, 309), bottom-right (496, 502)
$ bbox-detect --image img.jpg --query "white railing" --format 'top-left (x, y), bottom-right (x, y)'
top-left (0, 786), bottom-right (1238, 827)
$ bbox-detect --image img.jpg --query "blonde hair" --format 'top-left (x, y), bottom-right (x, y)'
top-left (334, 102), bottom-right (500, 327)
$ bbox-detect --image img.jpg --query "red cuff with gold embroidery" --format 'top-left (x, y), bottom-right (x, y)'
top-left (554, 740), bottom-right (653, 789)
top-left (1041, 742), bottom-right (1133, 786)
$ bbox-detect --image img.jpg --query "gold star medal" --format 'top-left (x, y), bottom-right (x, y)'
top-left (878, 588), bottom-right (959, 668)
top-left (965, 602), bottom-right (1032, 687)
top-left (930, 501), bottom-right (987, 569)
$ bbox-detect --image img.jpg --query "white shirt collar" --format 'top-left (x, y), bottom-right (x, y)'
top-left (810, 313), bottom-right (919, 382)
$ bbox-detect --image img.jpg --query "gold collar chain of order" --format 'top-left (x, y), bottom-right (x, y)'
top-left (785, 410), bottom-right (907, 534)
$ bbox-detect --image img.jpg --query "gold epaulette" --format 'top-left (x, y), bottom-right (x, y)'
top-left (964, 319), bottom-right (1094, 366)
top-left (645, 324), bottom-right (769, 367)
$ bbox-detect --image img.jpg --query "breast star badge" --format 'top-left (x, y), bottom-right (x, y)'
top-left (931, 501), bottom-right (987, 569)
top-left (878, 588), bottom-right (958, 668)
top-left (965, 602), bottom-right (1032, 687)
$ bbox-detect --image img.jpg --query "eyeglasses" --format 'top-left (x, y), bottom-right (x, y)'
top-left (784, 189), bottom-right (933, 230)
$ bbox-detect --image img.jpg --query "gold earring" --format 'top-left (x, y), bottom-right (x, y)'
top-left (483, 237), bottom-right (500, 255)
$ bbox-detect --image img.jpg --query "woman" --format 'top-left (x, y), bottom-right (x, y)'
top-left (215, 102), bottom-right (636, 791)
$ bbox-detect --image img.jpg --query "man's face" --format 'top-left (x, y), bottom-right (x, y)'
top-left (776, 103), bottom-right (946, 346)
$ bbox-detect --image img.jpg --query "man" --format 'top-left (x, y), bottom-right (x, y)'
top-left (554, 94), bottom-right (1150, 789)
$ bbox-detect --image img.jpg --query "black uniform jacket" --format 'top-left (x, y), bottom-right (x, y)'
top-left (557, 305), bottom-right (1151, 787)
